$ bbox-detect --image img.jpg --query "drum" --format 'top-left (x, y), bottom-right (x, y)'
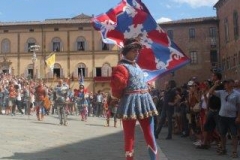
top-left (43, 96), bottom-right (51, 111)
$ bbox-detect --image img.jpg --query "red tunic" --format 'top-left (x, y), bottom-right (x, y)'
top-left (9, 85), bottom-right (17, 98)
top-left (110, 65), bottom-right (129, 99)
top-left (35, 85), bottom-right (46, 101)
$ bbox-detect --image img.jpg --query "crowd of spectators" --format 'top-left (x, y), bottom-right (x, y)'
top-left (1, 71), bottom-right (239, 158)
top-left (151, 71), bottom-right (240, 158)
top-left (0, 73), bottom-right (113, 121)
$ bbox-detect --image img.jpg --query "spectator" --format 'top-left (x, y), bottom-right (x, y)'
top-left (96, 90), bottom-right (103, 117)
top-left (209, 79), bottom-right (240, 158)
top-left (180, 84), bottom-right (189, 137)
top-left (197, 72), bottom-right (222, 149)
top-left (155, 80), bottom-right (178, 140)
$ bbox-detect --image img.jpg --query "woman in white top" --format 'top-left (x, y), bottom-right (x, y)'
top-left (15, 84), bottom-right (24, 115)
top-left (196, 81), bottom-right (211, 148)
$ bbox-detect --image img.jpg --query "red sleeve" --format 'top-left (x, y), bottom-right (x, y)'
top-left (74, 89), bottom-right (79, 97)
top-left (110, 65), bottom-right (129, 99)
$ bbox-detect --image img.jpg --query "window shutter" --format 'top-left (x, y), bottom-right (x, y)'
top-left (24, 69), bottom-right (28, 78)
top-left (75, 41), bottom-right (78, 51)
top-left (85, 40), bottom-right (88, 51)
top-left (47, 69), bottom-right (53, 78)
top-left (93, 68), bottom-right (96, 77)
top-left (74, 67), bottom-right (78, 79)
top-left (61, 42), bottom-right (64, 52)
top-left (25, 44), bottom-right (29, 52)
top-left (109, 67), bottom-right (112, 77)
top-left (50, 42), bottom-right (53, 52)
top-left (61, 68), bottom-right (64, 78)
top-left (85, 67), bottom-right (88, 77)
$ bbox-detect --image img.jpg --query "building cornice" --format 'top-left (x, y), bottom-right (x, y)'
top-left (0, 13), bottom-right (92, 27)
top-left (159, 16), bottom-right (218, 26)
top-left (214, 0), bottom-right (229, 9)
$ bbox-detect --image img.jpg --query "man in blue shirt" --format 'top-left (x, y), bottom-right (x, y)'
top-left (209, 79), bottom-right (240, 158)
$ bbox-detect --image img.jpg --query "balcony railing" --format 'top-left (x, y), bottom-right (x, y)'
top-left (93, 77), bottom-right (111, 82)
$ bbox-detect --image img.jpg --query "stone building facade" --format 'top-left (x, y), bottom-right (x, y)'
top-left (0, 14), bottom-right (120, 93)
top-left (214, 0), bottom-right (240, 80)
top-left (158, 17), bottom-right (219, 88)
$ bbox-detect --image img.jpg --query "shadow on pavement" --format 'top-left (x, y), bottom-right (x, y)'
top-left (1, 125), bottom-right (152, 160)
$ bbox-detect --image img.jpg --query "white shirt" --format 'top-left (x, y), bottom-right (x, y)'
top-left (96, 94), bottom-right (103, 103)
top-left (200, 93), bottom-right (209, 109)
top-left (16, 89), bottom-right (21, 101)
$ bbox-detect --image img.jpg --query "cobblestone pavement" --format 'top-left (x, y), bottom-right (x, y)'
top-left (0, 113), bottom-right (238, 160)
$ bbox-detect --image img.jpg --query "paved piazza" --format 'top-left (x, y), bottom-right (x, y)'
top-left (0, 113), bottom-right (236, 160)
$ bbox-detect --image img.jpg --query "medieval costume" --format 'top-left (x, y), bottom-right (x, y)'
top-left (54, 79), bottom-right (69, 125)
top-left (76, 85), bottom-right (87, 120)
top-left (111, 38), bottom-right (159, 160)
top-left (7, 81), bottom-right (17, 115)
top-left (74, 84), bottom-right (86, 116)
top-left (80, 95), bottom-right (88, 121)
top-left (35, 80), bottom-right (47, 121)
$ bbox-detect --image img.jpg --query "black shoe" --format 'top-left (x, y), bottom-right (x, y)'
top-left (154, 134), bottom-right (158, 139)
top-left (181, 134), bottom-right (189, 137)
top-left (166, 136), bottom-right (172, 140)
top-left (227, 134), bottom-right (232, 140)
top-left (196, 144), bottom-right (210, 149)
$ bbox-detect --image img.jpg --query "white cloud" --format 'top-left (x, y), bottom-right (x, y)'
top-left (156, 17), bottom-right (172, 23)
top-left (173, 0), bottom-right (218, 8)
top-left (166, 4), bottom-right (172, 9)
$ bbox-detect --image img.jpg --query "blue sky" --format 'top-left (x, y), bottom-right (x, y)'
top-left (0, 0), bottom-right (219, 22)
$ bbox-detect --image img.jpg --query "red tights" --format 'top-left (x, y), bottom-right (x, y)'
top-left (122, 117), bottom-right (159, 160)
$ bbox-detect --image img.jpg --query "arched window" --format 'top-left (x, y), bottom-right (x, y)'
top-left (1, 39), bottom-right (10, 54)
top-left (74, 63), bottom-right (88, 78)
top-left (233, 11), bottom-right (239, 40)
top-left (224, 18), bottom-right (229, 42)
top-left (53, 63), bottom-right (63, 78)
top-left (26, 38), bottom-right (37, 52)
top-left (52, 37), bottom-right (62, 52)
top-left (76, 36), bottom-right (86, 51)
top-left (26, 64), bottom-right (33, 79)
top-left (102, 63), bottom-right (112, 77)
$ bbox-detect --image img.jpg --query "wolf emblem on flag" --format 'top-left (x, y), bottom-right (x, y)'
top-left (92, 0), bottom-right (189, 81)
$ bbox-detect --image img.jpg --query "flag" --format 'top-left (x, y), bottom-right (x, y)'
top-left (92, 0), bottom-right (190, 81)
top-left (79, 69), bottom-right (84, 85)
top-left (45, 53), bottom-right (55, 70)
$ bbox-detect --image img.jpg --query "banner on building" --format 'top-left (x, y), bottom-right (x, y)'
top-left (45, 53), bottom-right (55, 70)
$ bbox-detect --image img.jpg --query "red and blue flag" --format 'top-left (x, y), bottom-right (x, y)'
top-left (92, 0), bottom-right (189, 82)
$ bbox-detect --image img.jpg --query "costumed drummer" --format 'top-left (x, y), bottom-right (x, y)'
top-left (111, 38), bottom-right (159, 160)
top-left (54, 79), bottom-right (69, 126)
top-left (35, 79), bottom-right (48, 121)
